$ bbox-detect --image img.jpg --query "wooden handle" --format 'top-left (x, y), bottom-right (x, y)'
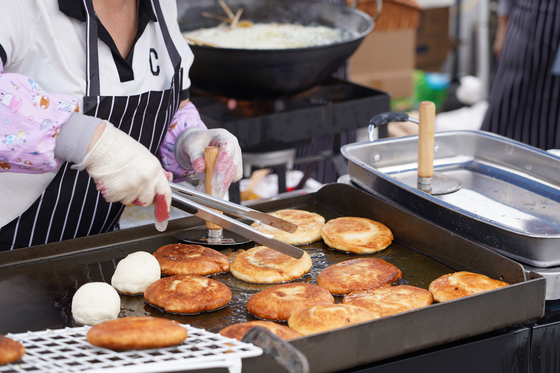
top-left (418, 101), bottom-right (436, 179)
top-left (204, 146), bottom-right (222, 230)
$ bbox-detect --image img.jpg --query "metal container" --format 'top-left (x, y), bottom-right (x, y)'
top-left (342, 130), bottom-right (560, 269)
top-left (0, 183), bottom-right (545, 373)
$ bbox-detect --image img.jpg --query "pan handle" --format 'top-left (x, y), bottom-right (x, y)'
top-left (349, 0), bottom-right (382, 23)
top-left (367, 111), bottom-right (419, 142)
top-left (242, 327), bottom-right (309, 373)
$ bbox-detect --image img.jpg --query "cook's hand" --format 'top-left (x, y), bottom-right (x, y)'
top-left (175, 127), bottom-right (242, 198)
top-left (72, 121), bottom-right (172, 231)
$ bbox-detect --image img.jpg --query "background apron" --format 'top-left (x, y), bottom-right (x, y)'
top-left (0, 0), bottom-right (182, 251)
top-left (481, 0), bottom-right (560, 150)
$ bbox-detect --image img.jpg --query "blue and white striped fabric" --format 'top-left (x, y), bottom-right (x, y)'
top-left (482, 0), bottom-right (560, 150)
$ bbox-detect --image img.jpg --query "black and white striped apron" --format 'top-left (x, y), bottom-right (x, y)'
top-left (0, 0), bottom-right (182, 251)
top-left (481, 0), bottom-right (560, 150)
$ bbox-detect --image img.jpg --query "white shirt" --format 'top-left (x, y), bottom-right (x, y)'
top-left (0, 0), bottom-right (194, 107)
top-left (0, 0), bottom-right (195, 227)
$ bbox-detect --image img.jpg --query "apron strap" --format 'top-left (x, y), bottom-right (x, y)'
top-left (82, 0), bottom-right (101, 101)
top-left (82, 0), bottom-right (182, 104)
top-left (151, 0), bottom-right (182, 71)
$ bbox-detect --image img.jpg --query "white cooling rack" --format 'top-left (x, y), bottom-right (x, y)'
top-left (0, 324), bottom-right (262, 373)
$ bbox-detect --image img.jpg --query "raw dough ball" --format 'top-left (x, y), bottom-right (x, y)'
top-left (111, 251), bottom-right (161, 295)
top-left (72, 282), bottom-right (121, 325)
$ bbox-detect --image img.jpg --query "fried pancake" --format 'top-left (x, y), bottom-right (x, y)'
top-left (144, 274), bottom-right (232, 314)
top-left (250, 209), bottom-right (325, 245)
top-left (321, 217), bottom-right (393, 254)
top-left (343, 285), bottom-right (433, 318)
top-left (316, 258), bottom-right (402, 295)
top-left (288, 304), bottom-right (376, 336)
top-left (153, 244), bottom-right (230, 276)
top-left (230, 246), bottom-right (312, 284)
top-left (86, 316), bottom-right (188, 350)
top-left (0, 335), bottom-right (25, 365)
top-left (247, 283), bottom-right (335, 321)
top-left (219, 321), bottom-right (302, 341)
top-left (429, 271), bottom-right (510, 303)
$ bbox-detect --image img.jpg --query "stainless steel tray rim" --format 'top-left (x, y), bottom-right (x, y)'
top-left (343, 130), bottom-right (560, 270)
top-left (349, 167), bottom-right (558, 241)
top-left (342, 131), bottom-right (560, 240)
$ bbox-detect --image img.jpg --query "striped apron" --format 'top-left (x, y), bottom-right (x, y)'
top-left (481, 0), bottom-right (560, 150)
top-left (0, 0), bottom-right (182, 251)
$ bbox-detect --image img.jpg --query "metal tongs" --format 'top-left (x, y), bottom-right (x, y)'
top-left (170, 182), bottom-right (305, 259)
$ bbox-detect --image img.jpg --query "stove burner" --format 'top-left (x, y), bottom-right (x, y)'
top-left (190, 78), bottom-right (390, 153)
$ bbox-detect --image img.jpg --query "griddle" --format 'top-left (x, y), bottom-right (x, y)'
top-left (0, 183), bottom-right (545, 373)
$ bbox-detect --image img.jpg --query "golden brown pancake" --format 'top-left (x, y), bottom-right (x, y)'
top-left (288, 304), bottom-right (376, 336)
top-left (144, 274), bottom-right (232, 314)
top-left (343, 285), bottom-right (433, 318)
top-left (250, 209), bottom-right (325, 245)
top-left (316, 258), bottom-right (402, 295)
top-left (0, 334), bottom-right (25, 365)
top-left (429, 271), bottom-right (510, 303)
top-left (219, 321), bottom-right (302, 341)
top-left (86, 316), bottom-right (188, 350)
top-left (230, 246), bottom-right (312, 284)
top-left (321, 217), bottom-right (393, 254)
top-left (153, 244), bottom-right (230, 276)
top-left (247, 282), bottom-right (335, 321)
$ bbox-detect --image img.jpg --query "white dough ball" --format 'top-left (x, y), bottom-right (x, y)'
top-left (111, 251), bottom-right (161, 295)
top-left (71, 282), bottom-right (121, 325)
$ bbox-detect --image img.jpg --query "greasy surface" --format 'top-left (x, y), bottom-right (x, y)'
top-left (288, 304), bottom-right (376, 336)
top-left (86, 316), bottom-right (188, 350)
top-left (246, 283), bottom-right (334, 321)
top-left (0, 203), bottom-right (456, 335)
top-left (321, 216), bottom-right (393, 254)
top-left (0, 196), bottom-right (469, 336)
top-left (250, 209), bottom-right (325, 245)
top-left (343, 285), bottom-right (433, 318)
top-left (219, 320), bottom-right (302, 341)
top-left (230, 246), bottom-right (313, 284)
top-left (153, 244), bottom-right (230, 276)
top-left (0, 183), bottom-right (545, 373)
top-left (429, 271), bottom-right (510, 303)
top-left (144, 275), bottom-right (232, 314)
top-left (0, 334), bottom-right (25, 365)
top-left (317, 258), bottom-right (403, 295)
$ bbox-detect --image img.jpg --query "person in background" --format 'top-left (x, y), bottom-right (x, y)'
top-left (0, 0), bottom-right (243, 251)
top-left (481, 0), bottom-right (560, 150)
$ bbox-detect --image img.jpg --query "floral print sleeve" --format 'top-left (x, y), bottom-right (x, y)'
top-left (0, 60), bottom-right (79, 173)
top-left (158, 101), bottom-right (207, 182)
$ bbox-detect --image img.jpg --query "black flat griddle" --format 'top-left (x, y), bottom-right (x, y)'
top-left (0, 183), bottom-right (546, 373)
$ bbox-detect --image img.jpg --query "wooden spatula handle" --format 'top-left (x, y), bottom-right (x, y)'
top-left (418, 101), bottom-right (435, 179)
top-left (204, 146), bottom-right (222, 230)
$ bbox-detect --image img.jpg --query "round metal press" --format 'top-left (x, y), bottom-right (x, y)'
top-left (174, 146), bottom-right (251, 246)
top-left (368, 102), bottom-right (462, 195)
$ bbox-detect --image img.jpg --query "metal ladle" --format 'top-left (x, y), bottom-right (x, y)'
top-left (368, 101), bottom-right (462, 195)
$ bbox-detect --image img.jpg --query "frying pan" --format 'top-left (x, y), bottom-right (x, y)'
top-left (176, 0), bottom-right (377, 100)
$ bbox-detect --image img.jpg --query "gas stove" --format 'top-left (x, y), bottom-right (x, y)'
top-left (190, 78), bottom-right (391, 153)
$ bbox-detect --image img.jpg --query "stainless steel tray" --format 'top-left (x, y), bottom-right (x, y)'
top-left (342, 130), bottom-right (560, 268)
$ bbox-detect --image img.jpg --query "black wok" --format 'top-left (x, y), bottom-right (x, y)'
top-left (176, 0), bottom-right (376, 100)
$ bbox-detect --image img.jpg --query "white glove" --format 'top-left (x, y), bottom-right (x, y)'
top-left (175, 127), bottom-right (242, 198)
top-left (72, 121), bottom-right (172, 231)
